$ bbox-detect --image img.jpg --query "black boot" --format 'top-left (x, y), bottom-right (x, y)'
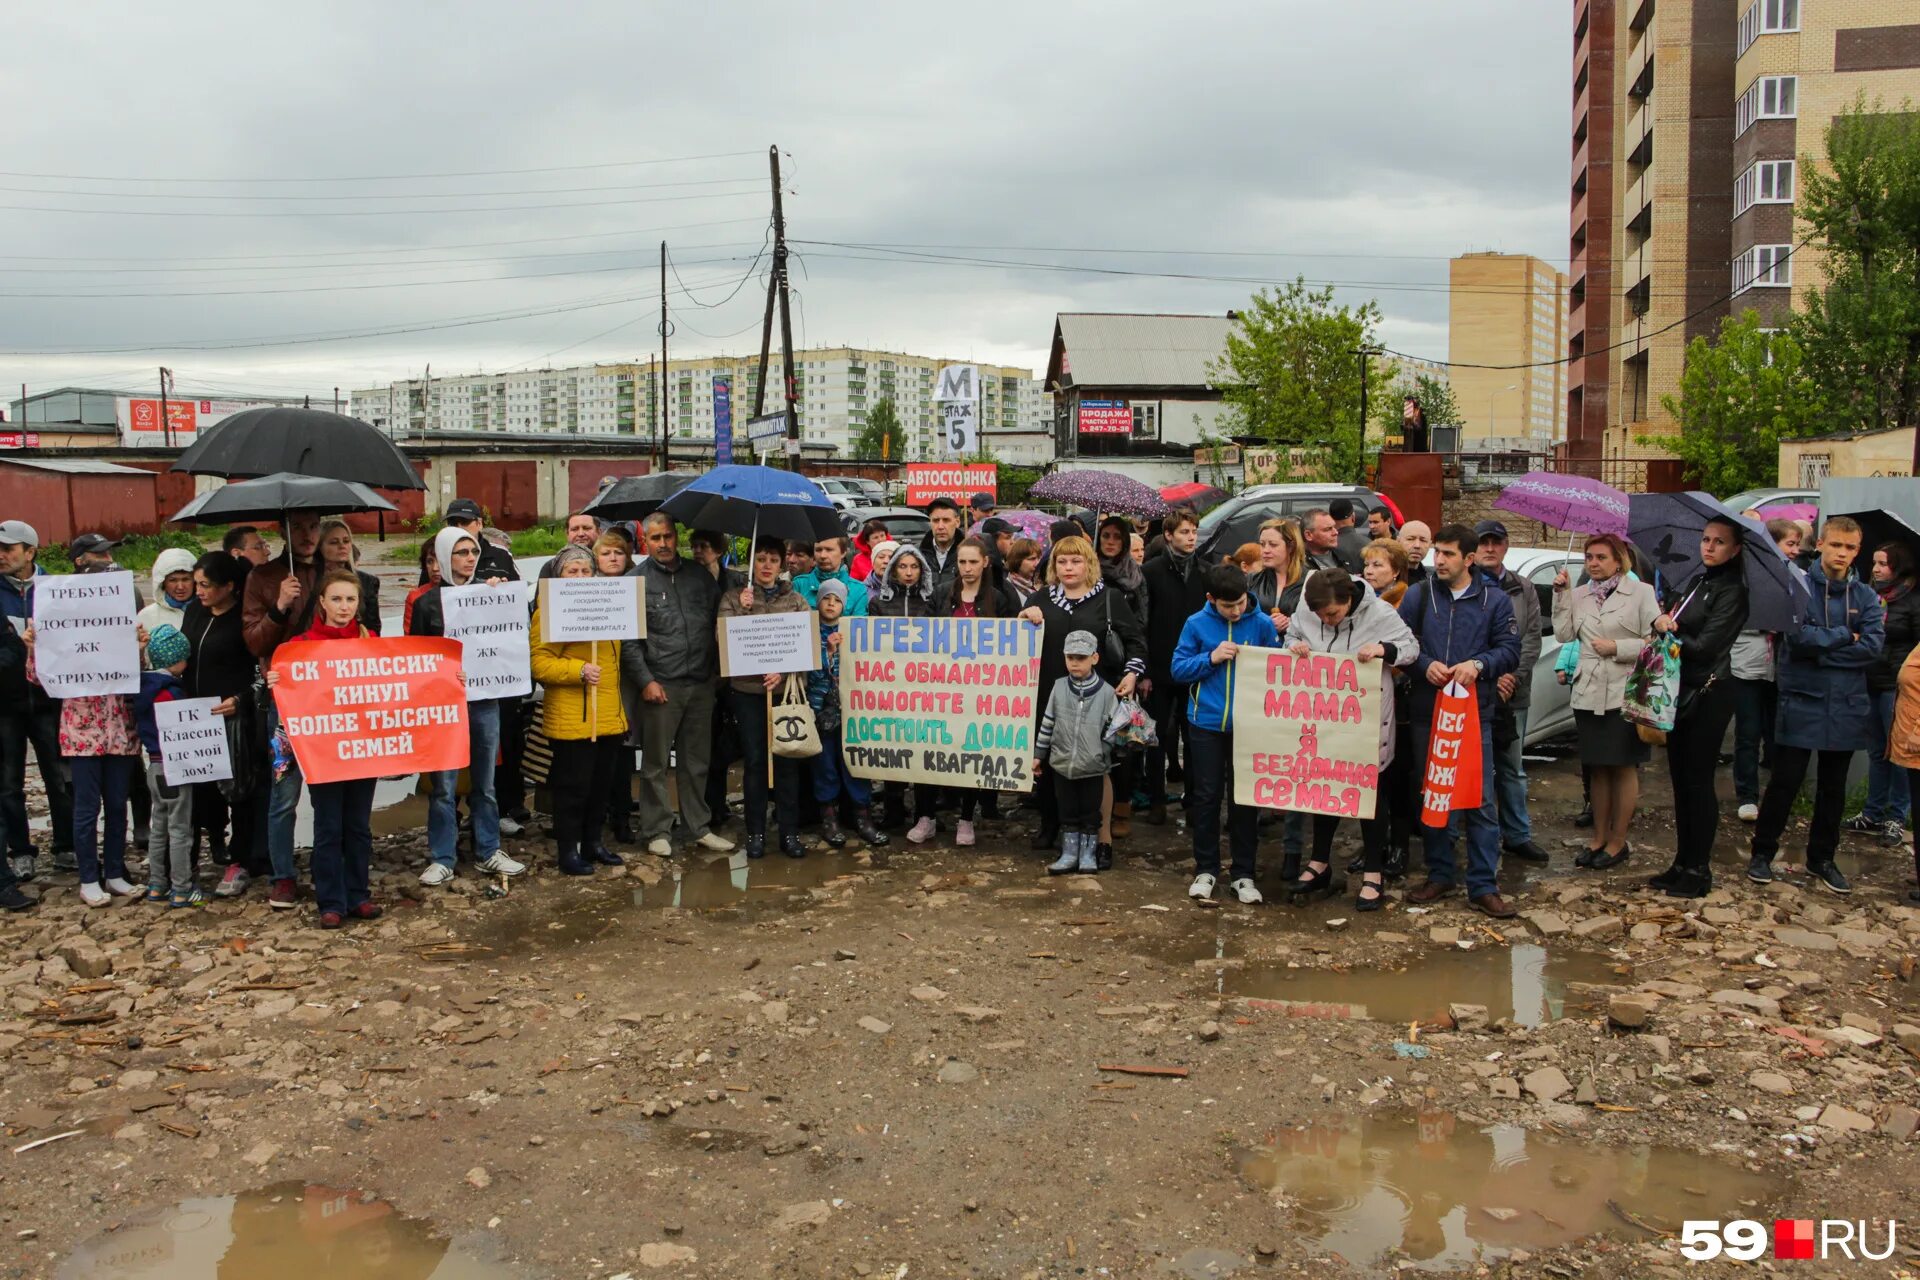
top-left (820, 811), bottom-right (847, 849)
top-left (853, 808), bottom-right (889, 847)
top-left (1094, 842), bottom-right (1113, 871)
top-left (208, 830), bottom-right (228, 866)
top-left (745, 834), bottom-right (766, 860)
top-left (557, 841), bottom-right (592, 877)
top-left (587, 841), bottom-right (624, 867)
top-left (1280, 848), bottom-right (1301, 884)
top-left (610, 815), bottom-right (636, 845)
top-left (781, 834), bottom-right (806, 859)
top-left (1383, 844), bottom-right (1408, 881)
top-left (1030, 824), bottom-right (1059, 851)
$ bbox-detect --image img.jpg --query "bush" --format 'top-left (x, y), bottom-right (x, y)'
top-left (40, 530), bottom-right (218, 575)
top-left (510, 524), bottom-right (570, 556)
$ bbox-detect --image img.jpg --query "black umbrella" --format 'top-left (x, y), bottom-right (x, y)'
top-left (1833, 508), bottom-right (1920, 567)
top-left (583, 472), bottom-right (696, 522)
top-left (169, 472), bottom-right (397, 525)
top-left (170, 407), bottom-right (424, 491)
top-left (1627, 490), bottom-right (1807, 632)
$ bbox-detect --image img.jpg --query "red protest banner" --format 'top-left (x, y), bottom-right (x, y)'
top-left (904, 462), bottom-right (997, 506)
top-left (271, 637), bottom-right (469, 784)
top-left (1419, 680), bottom-right (1482, 827)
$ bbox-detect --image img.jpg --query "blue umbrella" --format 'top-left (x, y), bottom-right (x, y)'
top-left (656, 464), bottom-right (842, 543)
top-left (1628, 491), bottom-right (1807, 632)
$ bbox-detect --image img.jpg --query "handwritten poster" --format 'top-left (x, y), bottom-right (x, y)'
top-left (1229, 646), bottom-right (1384, 820)
top-left (719, 611), bottom-right (819, 678)
top-left (839, 615), bottom-right (1041, 792)
top-left (443, 580), bottom-right (533, 700)
top-left (154, 697), bottom-right (233, 785)
top-left (271, 637), bottom-right (469, 784)
top-left (538, 576), bottom-right (645, 643)
top-left (33, 570), bottom-right (141, 697)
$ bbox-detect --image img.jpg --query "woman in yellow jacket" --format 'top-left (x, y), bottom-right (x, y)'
top-left (1889, 643), bottom-right (1920, 902)
top-left (532, 544), bottom-right (630, 876)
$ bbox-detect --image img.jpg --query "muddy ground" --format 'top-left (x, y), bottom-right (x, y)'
top-left (5, 736), bottom-right (1919, 1280)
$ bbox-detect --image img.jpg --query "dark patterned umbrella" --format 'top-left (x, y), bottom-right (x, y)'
top-left (968, 508), bottom-right (1057, 549)
top-left (1029, 469), bottom-right (1169, 519)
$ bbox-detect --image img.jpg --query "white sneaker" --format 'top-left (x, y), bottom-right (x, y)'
top-left (695, 831), bottom-right (735, 852)
top-left (906, 817), bottom-right (937, 844)
top-left (1738, 803), bottom-right (1759, 823)
top-left (419, 863), bottom-right (455, 886)
top-left (498, 815), bottom-right (524, 836)
top-left (646, 837), bottom-right (673, 857)
top-left (1230, 878), bottom-right (1264, 905)
top-left (214, 865), bottom-right (250, 898)
top-left (1188, 873), bottom-right (1217, 900)
top-left (79, 882), bottom-right (111, 908)
top-left (477, 851), bottom-right (526, 877)
top-left (103, 877), bottom-right (140, 897)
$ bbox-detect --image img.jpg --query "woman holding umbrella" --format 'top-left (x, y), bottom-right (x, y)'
top-left (1650, 517), bottom-right (1750, 897)
top-left (1018, 535), bottom-right (1146, 860)
top-left (716, 536), bottom-right (812, 859)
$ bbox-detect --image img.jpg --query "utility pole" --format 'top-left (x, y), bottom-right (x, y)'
top-left (158, 367), bottom-right (174, 449)
top-left (768, 146), bottom-right (800, 473)
top-left (659, 240), bottom-right (670, 474)
top-left (1353, 346), bottom-right (1379, 486)
top-left (649, 355), bottom-right (659, 467)
top-left (333, 385), bottom-right (340, 413)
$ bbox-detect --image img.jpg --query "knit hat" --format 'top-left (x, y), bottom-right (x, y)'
top-left (816, 578), bottom-right (849, 604)
top-left (871, 539), bottom-right (900, 562)
top-left (147, 623), bottom-right (190, 669)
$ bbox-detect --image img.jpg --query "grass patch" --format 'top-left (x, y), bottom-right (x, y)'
top-left (510, 524), bottom-right (570, 556)
top-left (40, 530), bottom-right (220, 575)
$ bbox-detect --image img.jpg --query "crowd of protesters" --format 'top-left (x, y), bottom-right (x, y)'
top-left (1, 482), bottom-right (1916, 927)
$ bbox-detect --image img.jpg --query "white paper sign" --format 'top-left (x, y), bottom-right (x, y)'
top-left (443, 580), bottom-right (534, 700)
top-left (940, 399), bottom-right (979, 456)
top-left (155, 697), bottom-right (234, 785)
top-left (538, 576), bottom-right (646, 643)
top-left (34, 570), bottom-right (140, 696)
top-left (721, 611), bottom-right (819, 678)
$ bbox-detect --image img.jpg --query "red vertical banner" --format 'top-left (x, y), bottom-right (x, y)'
top-left (1419, 681), bottom-right (1482, 827)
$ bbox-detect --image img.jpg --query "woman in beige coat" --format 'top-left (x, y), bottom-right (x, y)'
top-left (1888, 644), bottom-right (1920, 902)
top-left (1552, 534), bottom-right (1660, 870)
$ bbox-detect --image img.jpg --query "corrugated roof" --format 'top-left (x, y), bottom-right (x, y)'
top-left (0, 457), bottom-right (154, 475)
top-left (1054, 313), bottom-right (1235, 389)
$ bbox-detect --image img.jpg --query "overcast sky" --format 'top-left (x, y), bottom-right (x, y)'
top-left (2, 1), bottom-right (1567, 405)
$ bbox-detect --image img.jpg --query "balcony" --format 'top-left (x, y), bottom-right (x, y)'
top-left (1629, 51), bottom-right (1654, 101)
top-left (1629, 0), bottom-right (1655, 33)
top-left (1628, 127), bottom-right (1653, 170)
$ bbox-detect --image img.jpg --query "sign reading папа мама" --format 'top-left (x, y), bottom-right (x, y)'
top-left (839, 615), bottom-right (1041, 792)
top-left (1229, 646), bottom-right (1383, 820)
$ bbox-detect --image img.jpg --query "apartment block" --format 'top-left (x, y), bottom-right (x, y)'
top-left (1449, 252), bottom-right (1568, 446)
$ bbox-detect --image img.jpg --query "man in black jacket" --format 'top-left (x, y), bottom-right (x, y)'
top-left (1140, 508), bottom-right (1208, 824)
top-left (445, 499), bottom-right (520, 582)
top-left (919, 497), bottom-right (964, 593)
top-left (633, 512), bottom-right (731, 857)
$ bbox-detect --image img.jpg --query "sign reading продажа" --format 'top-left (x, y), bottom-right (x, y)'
top-left (1229, 645), bottom-right (1383, 820)
top-left (271, 637), bottom-right (470, 784)
top-left (839, 615), bottom-right (1041, 793)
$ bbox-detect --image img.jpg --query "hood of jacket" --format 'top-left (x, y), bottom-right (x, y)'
top-left (434, 527), bottom-right (480, 587)
top-left (150, 547), bottom-right (198, 598)
top-left (879, 546), bottom-right (934, 604)
top-left (1288, 580), bottom-right (1411, 653)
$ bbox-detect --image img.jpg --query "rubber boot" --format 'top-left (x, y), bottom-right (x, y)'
top-left (587, 841), bottom-right (624, 866)
top-left (1047, 834), bottom-right (1082, 876)
top-left (557, 840), bottom-right (592, 877)
top-left (1076, 837), bottom-right (1099, 874)
top-left (820, 810), bottom-right (848, 849)
top-left (852, 807), bottom-right (890, 847)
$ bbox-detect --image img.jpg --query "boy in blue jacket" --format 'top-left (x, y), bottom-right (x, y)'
top-left (1171, 564), bottom-right (1280, 904)
top-left (1396, 524), bottom-right (1522, 917)
top-left (133, 624), bottom-right (200, 907)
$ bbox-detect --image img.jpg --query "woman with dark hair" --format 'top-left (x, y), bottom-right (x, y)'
top-left (1651, 517), bottom-right (1750, 897)
top-left (1097, 516), bottom-right (1148, 617)
top-left (403, 540), bottom-right (439, 634)
top-left (181, 553), bottom-right (268, 897)
top-left (915, 537), bottom-right (1021, 845)
top-left (716, 536), bottom-right (812, 859)
top-left (1004, 538), bottom-right (1041, 604)
top-left (1552, 533), bottom-right (1660, 871)
top-left (1853, 540), bottom-right (1920, 840)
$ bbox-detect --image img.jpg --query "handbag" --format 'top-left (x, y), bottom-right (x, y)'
top-left (1099, 591), bottom-right (1127, 670)
top-left (218, 683), bottom-right (267, 803)
top-left (770, 673), bottom-right (823, 759)
top-left (1622, 631), bottom-right (1682, 737)
top-left (522, 723), bottom-right (553, 788)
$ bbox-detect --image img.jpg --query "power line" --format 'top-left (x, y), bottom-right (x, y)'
top-left (0, 188), bottom-right (767, 219)
top-left (0, 175), bottom-right (762, 203)
top-left (666, 231), bottom-right (770, 310)
top-left (0, 149), bottom-right (765, 184)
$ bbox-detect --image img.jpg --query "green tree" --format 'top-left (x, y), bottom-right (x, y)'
top-left (852, 397), bottom-right (908, 460)
top-left (1791, 99), bottom-right (1920, 435)
top-left (1655, 310), bottom-right (1827, 496)
top-left (1372, 370), bottom-right (1461, 439)
top-left (1211, 279), bottom-right (1392, 483)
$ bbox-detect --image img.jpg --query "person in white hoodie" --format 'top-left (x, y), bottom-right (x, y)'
top-left (1282, 571), bottom-right (1417, 911)
top-left (136, 548), bottom-right (198, 633)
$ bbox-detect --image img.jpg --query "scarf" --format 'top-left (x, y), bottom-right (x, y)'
top-left (1166, 548), bottom-right (1195, 582)
top-left (1587, 573), bottom-right (1621, 603)
top-left (1047, 577), bottom-right (1107, 610)
top-left (298, 619), bottom-right (364, 642)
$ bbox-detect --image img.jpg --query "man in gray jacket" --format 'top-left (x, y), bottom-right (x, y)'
top-left (1475, 522), bottom-right (1549, 863)
top-left (633, 512), bottom-right (732, 856)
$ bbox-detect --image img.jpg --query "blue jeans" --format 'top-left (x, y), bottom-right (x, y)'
top-left (1419, 722), bottom-right (1501, 898)
top-left (429, 698), bottom-right (500, 868)
top-left (1863, 689), bottom-right (1909, 824)
top-left (310, 778), bottom-right (375, 916)
top-left (1731, 677), bottom-right (1776, 805)
top-left (811, 730), bottom-right (871, 807)
top-left (71, 755), bottom-right (137, 886)
top-left (1187, 725), bottom-right (1258, 880)
top-left (1492, 705), bottom-right (1531, 846)
top-left (267, 702), bottom-right (302, 881)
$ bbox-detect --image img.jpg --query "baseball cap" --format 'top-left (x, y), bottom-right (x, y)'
top-left (1063, 630), bottom-right (1099, 658)
top-left (444, 498), bottom-right (484, 523)
top-left (970, 492), bottom-right (995, 511)
top-left (0, 519), bottom-right (38, 548)
top-left (980, 517), bottom-right (1011, 536)
top-left (1474, 520), bottom-right (1510, 544)
top-left (69, 532), bottom-right (120, 557)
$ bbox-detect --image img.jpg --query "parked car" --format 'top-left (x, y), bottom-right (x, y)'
top-left (1722, 485), bottom-right (1819, 515)
top-left (817, 478), bottom-right (871, 512)
top-left (1197, 483), bottom-right (1393, 560)
top-left (841, 505), bottom-right (932, 544)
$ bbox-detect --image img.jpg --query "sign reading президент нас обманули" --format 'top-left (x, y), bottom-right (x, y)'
top-left (839, 616), bottom-right (1042, 792)
top-left (1229, 646), bottom-right (1383, 820)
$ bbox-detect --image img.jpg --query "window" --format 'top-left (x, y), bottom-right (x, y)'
top-left (1733, 244), bottom-right (1793, 293)
top-left (1734, 159), bottom-right (1795, 215)
top-left (1737, 0), bottom-right (1799, 54)
top-left (1736, 75), bottom-right (1797, 135)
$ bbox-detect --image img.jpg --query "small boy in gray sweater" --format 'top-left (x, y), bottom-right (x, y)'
top-left (1033, 630), bottom-right (1118, 875)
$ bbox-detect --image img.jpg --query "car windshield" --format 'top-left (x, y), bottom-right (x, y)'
top-left (1196, 497), bottom-right (1244, 533)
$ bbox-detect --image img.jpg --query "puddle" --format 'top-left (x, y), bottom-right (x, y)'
top-left (293, 775), bottom-right (423, 849)
top-left (58, 1181), bottom-right (519, 1278)
top-left (1234, 1110), bottom-right (1780, 1271)
top-left (1194, 943), bottom-right (1620, 1027)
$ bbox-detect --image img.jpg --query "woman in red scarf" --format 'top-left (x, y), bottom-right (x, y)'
top-left (267, 568), bottom-right (381, 928)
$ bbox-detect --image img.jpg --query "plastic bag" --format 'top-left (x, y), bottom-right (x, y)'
top-left (1621, 631), bottom-right (1681, 734)
top-left (1419, 680), bottom-right (1482, 827)
top-left (1104, 696), bottom-right (1158, 753)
